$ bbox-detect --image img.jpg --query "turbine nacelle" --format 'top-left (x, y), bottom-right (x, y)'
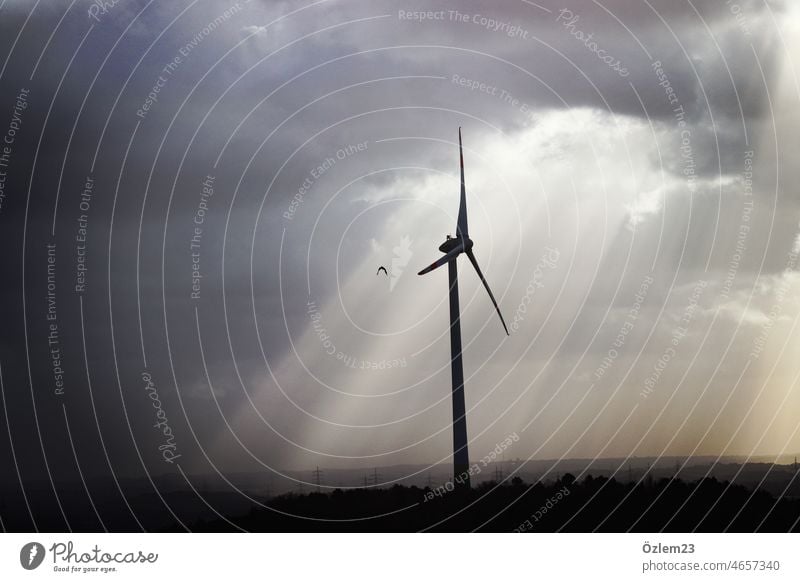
top-left (438, 235), bottom-right (472, 254)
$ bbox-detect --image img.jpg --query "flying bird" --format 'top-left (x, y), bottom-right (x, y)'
top-left (376, 266), bottom-right (388, 276)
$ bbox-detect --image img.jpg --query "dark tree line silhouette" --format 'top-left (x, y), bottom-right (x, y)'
top-left (190, 474), bottom-right (800, 532)
top-left (4, 472), bottom-right (798, 531)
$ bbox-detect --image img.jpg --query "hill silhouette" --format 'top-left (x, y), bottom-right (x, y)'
top-left (4, 467), bottom-right (799, 532)
top-left (188, 473), bottom-right (800, 532)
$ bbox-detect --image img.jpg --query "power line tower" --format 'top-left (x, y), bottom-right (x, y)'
top-left (494, 464), bottom-right (503, 483)
top-left (426, 472), bottom-right (433, 489)
top-left (312, 466), bottom-right (323, 492)
top-left (362, 474), bottom-right (369, 488)
top-left (628, 462), bottom-right (632, 483)
top-left (371, 467), bottom-right (381, 487)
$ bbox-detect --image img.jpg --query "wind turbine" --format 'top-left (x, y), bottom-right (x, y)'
top-left (418, 128), bottom-right (509, 489)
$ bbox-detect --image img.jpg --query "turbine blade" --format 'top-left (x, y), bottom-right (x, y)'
top-left (466, 249), bottom-right (509, 335)
top-left (456, 127), bottom-right (469, 239)
top-left (418, 246), bottom-right (463, 276)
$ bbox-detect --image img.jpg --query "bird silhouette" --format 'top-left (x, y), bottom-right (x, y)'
top-left (376, 266), bottom-right (388, 276)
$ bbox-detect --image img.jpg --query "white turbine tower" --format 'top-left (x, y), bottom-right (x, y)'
top-left (418, 128), bottom-right (509, 489)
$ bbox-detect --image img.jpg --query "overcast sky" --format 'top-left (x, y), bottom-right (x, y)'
top-left (1, 0), bottom-right (800, 497)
